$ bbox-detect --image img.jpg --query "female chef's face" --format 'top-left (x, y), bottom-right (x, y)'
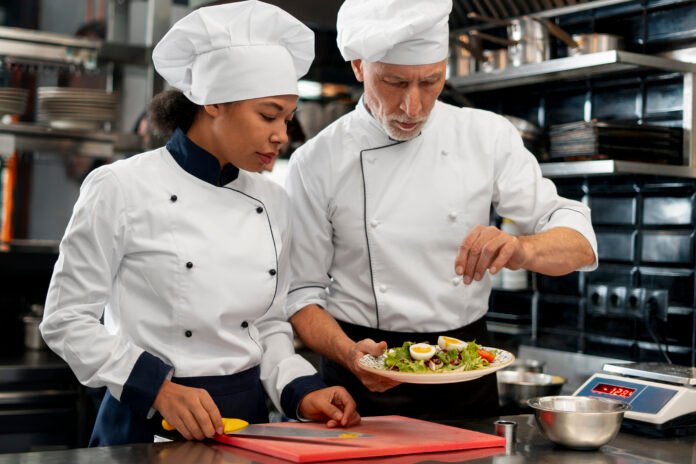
top-left (352, 59), bottom-right (446, 141)
top-left (204, 95), bottom-right (297, 172)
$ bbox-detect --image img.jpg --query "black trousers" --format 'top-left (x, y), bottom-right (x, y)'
top-left (321, 317), bottom-right (499, 421)
top-left (89, 366), bottom-right (268, 446)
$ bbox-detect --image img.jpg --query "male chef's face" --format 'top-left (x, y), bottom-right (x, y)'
top-left (204, 95), bottom-right (297, 172)
top-left (352, 59), bottom-right (447, 141)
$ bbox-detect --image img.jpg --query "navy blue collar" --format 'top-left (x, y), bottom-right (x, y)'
top-left (166, 127), bottom-right (239, 186)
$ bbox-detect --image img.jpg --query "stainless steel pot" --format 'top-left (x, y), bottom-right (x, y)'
top-left (448, 34), bottom-right (481, 77)
top-left (468, 31), bottom-right (510, 72)
top-left (569, 33), bottom-right (624, 56)
top-left (481, 48), bottom-right (508, 73)
top-left (507, 17), bottom-right (549, 67)
top-left (23, 316), bottom-right (47, 350)
top-left (503, 115), bottom-right (541, 137)
top-left (469, 13), bottom-right (609, 65)
top-left (22, 304), bottom-right (47, 351)
top-left (468, 13), bottom-right (550, 67)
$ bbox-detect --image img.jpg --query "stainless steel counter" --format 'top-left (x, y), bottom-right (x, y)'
top-left (0, 414), bottom-right (693, 463)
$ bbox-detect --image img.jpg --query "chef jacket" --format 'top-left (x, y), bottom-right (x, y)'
top-left (41, 128), bottom-right (324, 419)
top-left (285, 99), bottom-right (597, 332)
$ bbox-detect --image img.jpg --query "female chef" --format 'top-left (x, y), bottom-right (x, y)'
top-left (40, 1), bottom-right (359, 446)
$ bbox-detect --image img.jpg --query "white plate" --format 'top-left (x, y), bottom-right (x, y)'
top-left (358, 347), bottom-right (515, 384)
top-left (45, 120), bottom-right (104, 130)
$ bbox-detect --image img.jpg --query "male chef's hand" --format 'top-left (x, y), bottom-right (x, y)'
top-left (299, 386), bottom-right (361, 427)
top-left (154, 380), bottom-right (223, 440)
top-left (455, 224), bottom-right (529, 284)
top-left (346, 338), bottom-right (401, 392)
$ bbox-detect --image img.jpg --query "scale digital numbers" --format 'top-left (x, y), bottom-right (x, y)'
top-left (592, 383), bottom-right (636, 398)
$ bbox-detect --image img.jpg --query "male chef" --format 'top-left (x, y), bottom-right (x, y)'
top-left (285, 0), bottom-right (597, 419)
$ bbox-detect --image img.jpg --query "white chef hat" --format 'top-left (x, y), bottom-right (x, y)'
top-left (336, 0), bottom-right (452, 65)
top-left (152, 0), bottom-right (314, 105)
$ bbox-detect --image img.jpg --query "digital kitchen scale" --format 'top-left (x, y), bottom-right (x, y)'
top-left (574, 362), bottom-right (696, 437)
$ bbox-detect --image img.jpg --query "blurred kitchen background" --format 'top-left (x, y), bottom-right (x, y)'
top-left (0, 0), bottom-right (694, 454)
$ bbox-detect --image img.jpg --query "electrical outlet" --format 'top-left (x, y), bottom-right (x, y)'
top-left (644, 289), bottom-right (669, 322)
top-left (587, 284), bottom-right (608, 315)
top-left (606, 286), bottom-right (627, 315)
top-left (626, 287), bottom-right (646, 319)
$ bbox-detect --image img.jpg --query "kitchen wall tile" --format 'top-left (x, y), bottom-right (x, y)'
top-left (643, 196), bottom-right (694, 225)
top-left (586, 264), bottom-right (637, 287)
top-left (597, 229), bottom-right (637, 263)
top-left (640, 231), bottom-right (694, 265)
top-left (638, 266), bottom-right (695, 307)
top-left (538, 295), bottom-right (583, 331)
top-left (590, 197), bottom-right (637, 225)
top-left (537, 271), bottom-right (583, 297)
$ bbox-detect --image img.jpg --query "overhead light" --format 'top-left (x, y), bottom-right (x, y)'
top-left (298, 80), bottom-right (322, 99)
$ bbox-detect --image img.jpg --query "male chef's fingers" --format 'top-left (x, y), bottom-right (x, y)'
top-left (472, 233), bottom-right (517, 280)
top-left (298, 386), bottom-right (361, 427)
top-left (350, 339), bottom-right (400, 392)
top-left (354, 338), bottom-right (387, 357)
top-left (455, 224), bottom-right (481, 280)
top-left (154, 380), bottom-right (223, 440)
top-left (487, 238), bottom-right (523, 275)
top-left (456, 225), bottom-right (501, 283)
top-left (456, 225), bottom-right (529, 284)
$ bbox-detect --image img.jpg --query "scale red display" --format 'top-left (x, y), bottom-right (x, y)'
top-left (592, 383), bottom-right (636, 398)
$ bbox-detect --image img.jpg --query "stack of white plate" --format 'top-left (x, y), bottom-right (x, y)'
top-left (0, 87), bottom-right (28, 117)
top-left (37, 87), bottom-right (118, 131)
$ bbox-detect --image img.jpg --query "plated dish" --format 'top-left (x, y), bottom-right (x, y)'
top-left (359, 337), bottom-right (515, 384)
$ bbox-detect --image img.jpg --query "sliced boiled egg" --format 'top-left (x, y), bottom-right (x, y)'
top-left (409, 343), bottom-right (436, 361)
top-left (438, 335), bottom-right (467, 351)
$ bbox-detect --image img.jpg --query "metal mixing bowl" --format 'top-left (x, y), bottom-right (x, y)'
top-left (528, 396), bottom-right (630, 450)
top-left (508, 358), bottom-right (545, 373)
top-left (497, 370), bottom-right (566, 408)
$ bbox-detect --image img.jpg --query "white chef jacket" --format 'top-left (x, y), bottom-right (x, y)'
top-left (285, 99), bottom-right (597, 332)
top-left (41, 135), bottom-right (318, 418)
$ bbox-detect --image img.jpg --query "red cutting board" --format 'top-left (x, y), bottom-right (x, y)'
top-left (213, 415), bottom-right (505, 463)
top-left (213, 442), bottom-right (505, 464)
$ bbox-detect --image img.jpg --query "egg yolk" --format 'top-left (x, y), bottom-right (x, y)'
top-left (412, 346), bottom-right (432, 353)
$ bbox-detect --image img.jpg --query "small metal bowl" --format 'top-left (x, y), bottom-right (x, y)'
top-left (497, 370), bottom-right (566, 408)
top-left (507, 358), bottom-right (545, 373)
top-left (528, 396), bottom-right (630, 450)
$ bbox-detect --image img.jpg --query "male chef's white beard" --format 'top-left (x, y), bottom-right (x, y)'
top-left (382, 115), bottom-right (428, 141)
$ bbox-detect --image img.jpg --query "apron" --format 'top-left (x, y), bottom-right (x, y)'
top-left (321, 318), bottom-right (499, 420)
top-left (89, 366), bottom-right (268, 446)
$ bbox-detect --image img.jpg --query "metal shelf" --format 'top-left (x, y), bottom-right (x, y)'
top-left (448, 51), bottom-right (696, 93)
top-left (0, 26), bottom-right (98, 69)
top-left (98, 42), bottom-right (150, 67)
top-left (0, 123), bottom-right (141, 159)
top-left (451, 0), bottom-right (636, 33)
top-left (450, 51), bottom-right (696, 169)
top-left (540, 160), bottom-right (696, 179)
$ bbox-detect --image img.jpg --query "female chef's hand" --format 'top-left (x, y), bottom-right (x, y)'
top-left (346, 338), bottom-right (401, 393)
top-left (154, 380), bottom-right (223, 440)
top-left (299, 386), bottom-right (361, 427)
top-left (454, 225), bottom-right (529, 284)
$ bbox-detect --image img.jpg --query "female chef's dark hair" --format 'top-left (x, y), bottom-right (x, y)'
top-left (148, 89), bottom-right (199, 140)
